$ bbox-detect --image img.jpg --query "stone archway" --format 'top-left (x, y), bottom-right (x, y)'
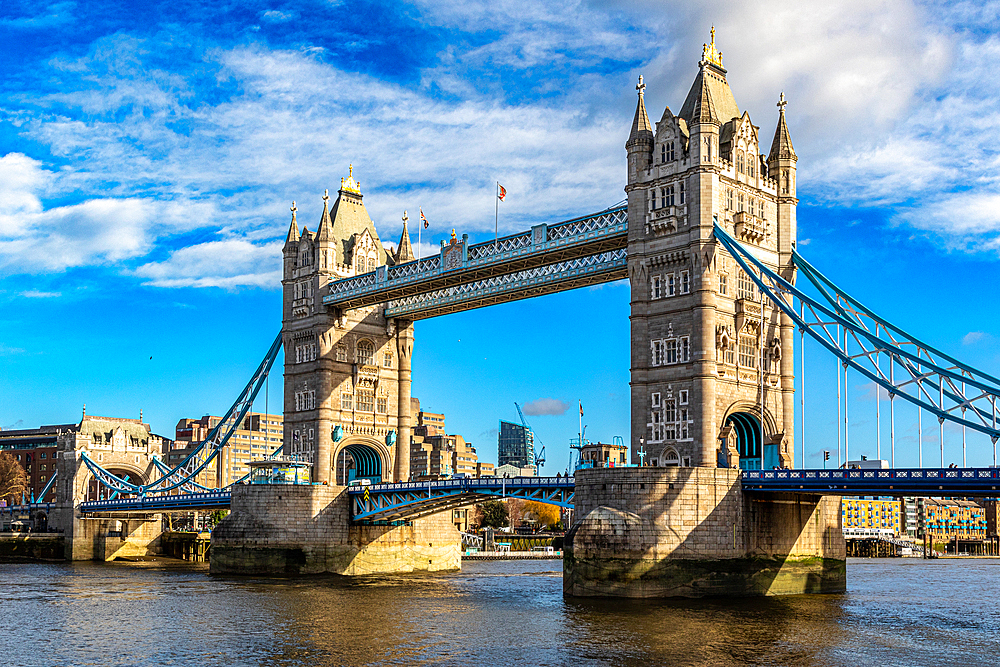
top-left (722, 407), bottom-right (778, 470)
top-left (83, 465), bottom-right (150, 502)
top-left (333, 437), bottom-right (392, 486)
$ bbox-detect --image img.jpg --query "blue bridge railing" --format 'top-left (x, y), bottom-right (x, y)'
top-left (742, 467), bottom-right (1000, 496)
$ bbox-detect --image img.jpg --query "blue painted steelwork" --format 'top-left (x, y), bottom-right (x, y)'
top-left (323, 205), bottom-right (627, 319)
top-left (742, 468), bottom-right (1000, 497)
top-left (714, 223), bottom-right (1000, 443)
top-left (79, 491), bottom-right (232, 513)
top-left (80, 332), bottom-right (283, 497)
top-left (342, 443), bottom-right (382, 484)
top-left (0, 502), bottom-right (54, 517)
top-left (349, 476), bottom-right (575, 522)
top-left (30, 469), bottom-right (58, 502)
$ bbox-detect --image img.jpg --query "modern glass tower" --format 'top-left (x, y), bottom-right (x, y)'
top-left (498, 420), bottom-right (535, 469)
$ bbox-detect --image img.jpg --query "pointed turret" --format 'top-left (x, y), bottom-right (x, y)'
top-left (690, 74), bottom-right (718, 125)
top-left (284, 201), bottom-right (300, 249)
top-left (767, 92), bottom-right (796, 163)
top-left (316, 189), bottom-right (333, 242)
top-left (395, 212), bottom-right (415, 263)
top-left (626, 75), bottom-right (654, 182)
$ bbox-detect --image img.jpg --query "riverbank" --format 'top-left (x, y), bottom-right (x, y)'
top-left (462, 550), bottom-right (563, 560)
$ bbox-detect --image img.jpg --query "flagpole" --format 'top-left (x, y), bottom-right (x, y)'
top-left (417, 209), bottom-right (422, 262)
top-left (493, 181), bottom-right (500, 255)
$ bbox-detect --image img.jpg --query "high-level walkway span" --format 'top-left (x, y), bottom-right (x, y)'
top-left (323, 205), bottom-right (627, 319)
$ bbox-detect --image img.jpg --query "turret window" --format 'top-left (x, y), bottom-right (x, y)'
top-left (336, 344), bottom-right (348, 362)
top-left (661, 145), bottom-right (666, 164)
top-left (680, 270), bottom-right (690, 294)
top-left (383, 350), bottom-right (393, 367)
top-left (666, 185), bottom-right (675, 207)
top-left (719, 273), bottom-right (728, 295)
top-left (679, 181), bottom-right (685, 204)
top-left (748, 158), bottom-right (755, 178)
top-left (651, 275), bottom-right (662, 299)
top-left (355, 256), bottom-right (365, 274)
top-left (667, 273), bottom-right (676, 296)
top-left (726, 189), bottom-right (733, 210)
top-left (738, 153), bottom-right (745, 175)
top-left (738, 193), bottom-right (745, 213)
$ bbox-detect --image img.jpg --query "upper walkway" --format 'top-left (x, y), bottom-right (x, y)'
top-left (322, 205), bottom-right (626, 319)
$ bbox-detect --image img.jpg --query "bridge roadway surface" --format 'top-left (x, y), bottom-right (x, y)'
top-left (70, 468), bottom-right (1000, 519)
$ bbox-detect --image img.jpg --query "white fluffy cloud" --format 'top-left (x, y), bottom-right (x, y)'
top-left (4, 0), bottom-right (1000, 284)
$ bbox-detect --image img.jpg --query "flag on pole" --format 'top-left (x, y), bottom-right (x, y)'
top-left (420, 208), bottom-right (429, 229)
top-left (497, 184), bottom-right (506, 201)
top-left (579, 401), bottom-right (584, 417)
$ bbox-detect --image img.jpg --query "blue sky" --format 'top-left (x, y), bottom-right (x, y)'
top-left (2, 0), bottom-right (1000, 472)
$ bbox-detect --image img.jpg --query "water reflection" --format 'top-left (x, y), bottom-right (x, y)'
top-left (1, 559), bottom-right (999, 666)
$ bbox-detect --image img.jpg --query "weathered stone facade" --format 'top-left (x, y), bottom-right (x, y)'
top-left (281, 169), bottom-right (415, 484)
top-left (211, 483), bottom-right (461, 575)
top-left (564, 467), bottom-right (845, 597)
top-left (627, 31), bottom-right (798, 469)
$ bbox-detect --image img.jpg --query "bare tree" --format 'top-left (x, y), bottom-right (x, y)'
top-left (0, 451), bottom-right (27, 505)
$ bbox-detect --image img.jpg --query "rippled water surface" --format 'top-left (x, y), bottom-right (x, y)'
top-left (2, 558), bottom-right (1000, 666)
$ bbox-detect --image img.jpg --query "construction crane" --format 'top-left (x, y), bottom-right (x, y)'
top-left (514, 402), bottom-right (546, 470)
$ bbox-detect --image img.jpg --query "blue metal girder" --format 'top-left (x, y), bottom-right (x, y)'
top-left (348, 477), bottom-right (575, 522)
top-left (323, 205), bottom-right (627, 313)
top-left (80, 332), bottom-right (283, 496)
top-left (742, 468), bottom-right (1000, 497)
top-left (79, 491), bottom-right (232, 514)
top-left (0, 502), bottom-right (54, 516)
top-left (384, 249), bottom-right (626, 320)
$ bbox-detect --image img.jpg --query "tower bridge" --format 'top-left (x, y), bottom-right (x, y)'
top-left (58, 30), bottom-right (1000, 596)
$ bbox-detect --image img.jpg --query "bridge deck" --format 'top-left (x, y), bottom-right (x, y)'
top-left (742, 467), bottom-right (1000, 497)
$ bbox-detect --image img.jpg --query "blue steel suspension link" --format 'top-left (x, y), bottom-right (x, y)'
top-left (714, 223), bottom-right (1000, 440)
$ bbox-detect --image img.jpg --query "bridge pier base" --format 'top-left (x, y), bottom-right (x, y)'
top-left (563, 467), bottom-right (845, 598)
top-left (51, 504), bottom-right (163, 561)
top-left (210, 484), bottom-right (461, 575)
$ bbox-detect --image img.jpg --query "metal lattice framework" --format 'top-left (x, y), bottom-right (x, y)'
top-left (324, 204), bottom-right (627, 311)
top-left (714, 222), bottom-right (1000, 444)
top-left (384, 249), bottom-right (627, 319)
top-left (349, 477), bottom-right (575, 522)
top-left (80, 332), bottom-right (284, 497)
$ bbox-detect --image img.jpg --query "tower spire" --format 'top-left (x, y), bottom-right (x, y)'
top-left (395, 211), bottom-right (415, 263)
top-left (316, 189), bottom-right (332, 241)
top-left (627, 74), bottom-right (653, 145)
top-left (768, 92), bottom-right (797, 162)
top-left (284, 201), bottom-right (300, 246)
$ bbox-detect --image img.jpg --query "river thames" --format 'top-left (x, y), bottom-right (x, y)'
top-left (2, 558), bottom-right (999, 666)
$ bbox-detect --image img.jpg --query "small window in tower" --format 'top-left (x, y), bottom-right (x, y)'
top-left (651, 392), bottom-right (661, 408)
top-left (739, 335), bottom-right (758, 369)
top-left (376, 396), bottom-right (388, 413)
top-left (357, 340), bottom-right (375, 365)
top-left (665, 339), bottom-right (677, 365)
top-left (680, 336), bottom-right (690, 362)
top-left (719, 273), bottom-right (728, 295)
top-left (651, 340), bottom-right (664, 366)
top-left (679, 390), bottom-right (688, 405)
top-left (738, 153), bottom-right (745, 174)
top-left (726, 188), bottom-right (733, 210)
top-left (661, 144), bottom-right (666, 164)
top-left (355, 256), bottom-right (365, 274)
top-left (680, 270), bottom-right (690, 294)
top-left (341, 392), bottom-right (353, 410)
top-left (667, 141), bottom-right (676, 161)
top-left (384, 350), bottom-right (393, 367)
top-left (666, 185), bottom-right (675, 207)
top-left (748, 158), bottom-right (755, 178)
top-left (667, 273), bottom-right (676, 297)
top-left (651, 275), bottom-right (662, 299)
top-left (679, 181), bottom-right (685, 204)
top-left (738, 192), bottom-right (745, 213)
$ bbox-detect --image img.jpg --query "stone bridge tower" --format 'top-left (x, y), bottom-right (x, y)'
top-left (626, 30), bottom-right (798, 470)
top-left (281, 168), bottom-right (415, 484)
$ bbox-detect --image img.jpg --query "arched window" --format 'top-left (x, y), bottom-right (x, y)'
top-left (355, 255), bottom-right (366, 274)
top-left (662, 448), bottom-right (680, 466)
top-left (356, 340), bottom-right (375, 365)
top-left (738, 152), bottom-right (745, 174)
top-left (383, 350), bottom-right (393, 368)
top-left (367, 255), bottom-right (377, 273)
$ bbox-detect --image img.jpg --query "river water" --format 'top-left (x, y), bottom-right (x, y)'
top-left (2, 558), bottom-right (999, 667)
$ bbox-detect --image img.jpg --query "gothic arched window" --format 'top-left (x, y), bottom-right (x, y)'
top-left (355, 255), bottom-right (366, 274)
top-left (356, 340), bottom-right (375, 365)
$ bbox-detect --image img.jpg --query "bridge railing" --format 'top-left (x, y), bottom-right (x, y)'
top-left (324, 205), bottom-right (627, 307)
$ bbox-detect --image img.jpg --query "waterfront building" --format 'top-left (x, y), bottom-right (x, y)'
top-left (498, 420), bottom-right (535, 470)
top-left (982, 499), bottom-right (1000, 539)
top-left (476, 461), bottom-right (496, 477)
top-left (841, 498), bottom-right (901, 537)
top-left (899, 497), bottom-right (925, 539)
top-left (167, 412), bottom-right (283, 487)
top-left (578, 440), bottom-right (629, 469)
top-left (924, 498), bottom-right (987, 544)
top-left (0, 410), bottom-right (170, 503)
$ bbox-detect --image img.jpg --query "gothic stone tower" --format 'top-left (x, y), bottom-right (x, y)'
top-left (627, 31), bottom-right (798, 470)
top-left (281, 168), bottom-right (416, 484)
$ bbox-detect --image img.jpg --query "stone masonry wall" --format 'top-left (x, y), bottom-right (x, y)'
top-left (210, 484), bottom-right (461, 575)
top-left (564, 467), bottom-right (845, 598)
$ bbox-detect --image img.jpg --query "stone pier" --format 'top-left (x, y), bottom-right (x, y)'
top-left (563, 467), bottom-right (845, 598)
top-left (210, 484), bottom-right (462, 575)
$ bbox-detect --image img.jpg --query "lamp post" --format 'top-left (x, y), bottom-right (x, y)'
top-left (638, 437), bottom-right (646, 467)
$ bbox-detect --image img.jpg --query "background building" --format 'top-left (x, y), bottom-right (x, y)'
top-left (409, 398), bottom-right (489, 479)
top-left (841, 498), bottom-right (902, 537)
top-left (924, 498), bottom-right (987, 545)
top-left (498, 420), bottom-right (535, 470)
top-left (167, 412), bottom-right (283, 488)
